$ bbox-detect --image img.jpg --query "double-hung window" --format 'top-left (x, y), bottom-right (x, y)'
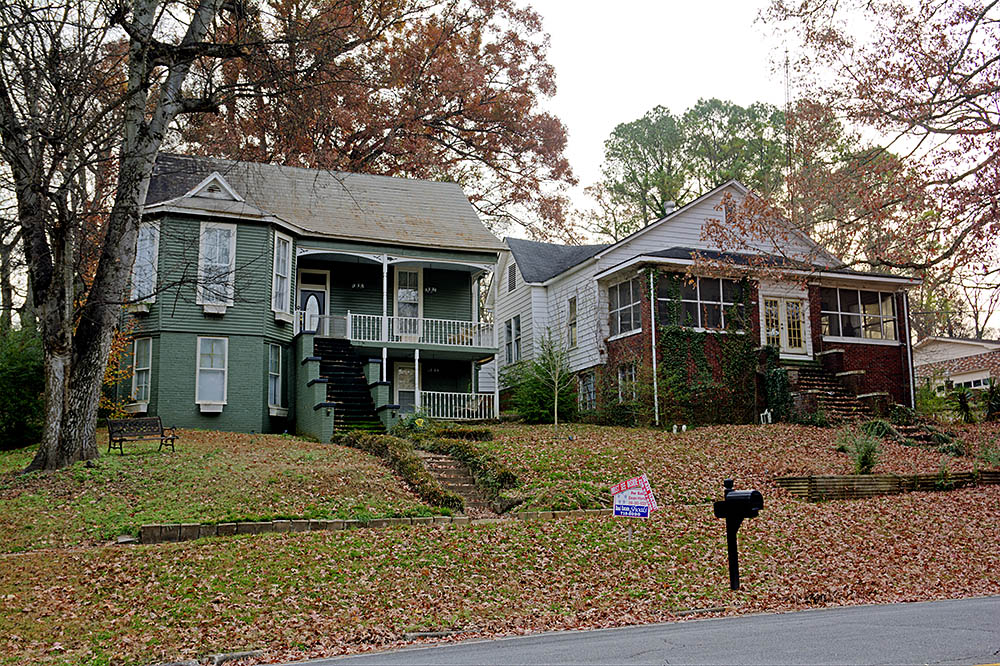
top-left (196, 337), bottom-right (228, 408)
top-left (198, 222), bottom-right (236, 309)
top-left (608, 277), bottom-right (642, 337)
top-left (567, 297), bottom-right (577, 348)
top-left (505, 315), bottom-right (521, 363)
top-left (132, 337), bottom-right (152, 404)
top-left (271, 232), bottom-right (292, 314)
top-left (578, 372), bottom-right (596, 411)
top-left (820, 288), bottom-right (898, 341)
top-left (131, 222), bottom-right (159, 303)
top-left (617, 363), bottom-right (637, 402)
top-left (658, 276), bottom-right (746, 330)
top-left (268, 344), bottom-right (282, 407)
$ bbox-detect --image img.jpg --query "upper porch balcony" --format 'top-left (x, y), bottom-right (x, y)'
top-left (295, 312), bottom-right (496, 352)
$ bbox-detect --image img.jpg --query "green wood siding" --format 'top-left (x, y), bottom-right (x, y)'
top-left (147, 331), bottom-right (266, 433)
top-left (423, 268), bottom-right (472, 321)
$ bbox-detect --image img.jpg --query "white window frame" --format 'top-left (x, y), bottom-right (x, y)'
top-left (505, 315), bottom-right (521, 364)
top-left (197, 221), bottom-right (237, 312)
top-left (131, 337), bottom-right (152, 407)
top-left (271, 231), bottom-right (293, 319)
top-left (578, 371), bottom-right (596, 411)
top-left (195, 336), bottom-right (228, 411)
top-left (608, 277), bottom-right (642, 339)
top-left (130, 221), bottom-right (159, 304)
top-left (659, 276), bottom-right (747, 331)
top-left (567, 296), bottom-right (577, 348)
top-left (820, 287), bottom-right (898, 342)
top-left (617, 363), bottom-right (637, 402)
top-left (268, 343), bottom-right (284, 411)
top-left (393, 266), bottom-right (424, 318)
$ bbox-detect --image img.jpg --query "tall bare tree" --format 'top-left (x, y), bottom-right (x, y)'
top-left (0, 0), bottom-right (420, 470)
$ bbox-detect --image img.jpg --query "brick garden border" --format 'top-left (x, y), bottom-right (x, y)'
top-left (139, 509), bottom-right (615, 544)
top-left (776, 470), bottom-right (1000, 502)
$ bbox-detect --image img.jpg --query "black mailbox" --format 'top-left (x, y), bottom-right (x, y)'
top-left (713, 479), bottom-right (763, 591)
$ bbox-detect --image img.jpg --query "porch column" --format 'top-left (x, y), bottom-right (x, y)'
top-left (382, 347), bottom-right (387, 383)
top-left (649, 270), bottom-right (660, 426)
top-left (414, 348), bottom-right (421, 411)
top-left (381, 254), bottom-right (389, 342)
top-left (473, 274), bottom-right (480, 321)
top-left (493, 358), bottom-right (499, 419)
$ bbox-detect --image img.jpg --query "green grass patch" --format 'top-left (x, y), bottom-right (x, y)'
top-left (0, 429), bottom-right (437, 552)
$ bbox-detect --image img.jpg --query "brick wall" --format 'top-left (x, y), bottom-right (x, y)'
top-left (812, 287), bottom-right (914, 406)
top-left (915, 348), bottom-right (1000, 382)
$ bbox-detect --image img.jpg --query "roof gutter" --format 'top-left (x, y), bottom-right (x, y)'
top-left (593, 255), bottom-right (922, 287)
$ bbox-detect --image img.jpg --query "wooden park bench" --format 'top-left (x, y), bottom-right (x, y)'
top-left (107, 416), bottom-right (177, 455)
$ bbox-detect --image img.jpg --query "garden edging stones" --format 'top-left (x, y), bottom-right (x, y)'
top-left (138, 509), bottom-right (616, 544)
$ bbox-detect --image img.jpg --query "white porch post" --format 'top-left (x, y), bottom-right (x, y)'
top-left (493, 358), bottom-right (499, 419)
top-left (382, 254), bottom-right (389, 342)
top-left (649, 270), bottom-right (660, 426)
top-left (381, 347), bottom-right (387, 383)
top-left (414, 348), bottom-right (421, 411)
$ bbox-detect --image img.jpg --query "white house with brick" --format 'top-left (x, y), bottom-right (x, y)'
top-left (492, 180), bottom-right (921, 419)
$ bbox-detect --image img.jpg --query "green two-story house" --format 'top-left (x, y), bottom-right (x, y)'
top-left (125, 154), bottom-right (503, 440)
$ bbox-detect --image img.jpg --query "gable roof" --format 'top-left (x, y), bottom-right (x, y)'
top-left (505, 237), bottom-right (609, 283)
top-left (913, 336), bottom-right (1000, 351)
top-left (145, 153), bottom-right (505, 253)
top-left (593, 179), bottom-right (841, 267)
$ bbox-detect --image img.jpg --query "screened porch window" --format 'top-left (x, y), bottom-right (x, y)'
top-left (657, 276), bottom-right (746, 330)
top-left (609, 277), bottom-right (641, 337)
top-left (820, 288), bottom-right (897, 340)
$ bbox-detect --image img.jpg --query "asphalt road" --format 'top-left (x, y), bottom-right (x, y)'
top-left (286, 596), bottom-right (1000, 665)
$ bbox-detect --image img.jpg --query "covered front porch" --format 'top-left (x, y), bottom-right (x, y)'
top-left (291, 246), bottom-right (499, 427)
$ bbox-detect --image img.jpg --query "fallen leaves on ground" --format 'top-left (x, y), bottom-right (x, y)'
top-left (484, 423), bottom-right (994, 508)
top-left (0, 486), bottom-right (997, 665)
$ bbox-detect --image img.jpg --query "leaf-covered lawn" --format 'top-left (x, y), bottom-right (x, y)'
top-left (485, 423), bottom-right (992, 509)
top-left (0, 430), bottom-right (437, 553)
top-left (1, 486), bottom-right (997, 666)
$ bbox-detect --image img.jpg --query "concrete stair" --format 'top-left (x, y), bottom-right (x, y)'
top-left (788, 364), bottom-right (870, 422)
top-left (415, 450), bottom-right (497, 518)
top-left (313, 338), bottom-right (384, 433)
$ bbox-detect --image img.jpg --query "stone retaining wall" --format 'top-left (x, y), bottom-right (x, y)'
top-left (139, 509), bottom-right (616, 544)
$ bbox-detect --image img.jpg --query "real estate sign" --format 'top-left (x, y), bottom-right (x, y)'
top-left (611, 474), bottom-right (658, 518)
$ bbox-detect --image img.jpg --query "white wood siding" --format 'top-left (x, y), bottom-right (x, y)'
top-left (493, 251), bottom-right (533, 384)
top-left (544, 261), bottom-right (603, 372)
top-left (914, 339), bottom-right (1000, 366)
top-left (596, 186), bottom-right (822, 273)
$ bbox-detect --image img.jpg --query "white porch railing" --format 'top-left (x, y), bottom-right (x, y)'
top-left (295, 311), bottom-right (497, 350)
top-left (419, 391), bottom-right (496, 420)
top-left (349, 312), bottom-right (496, 348)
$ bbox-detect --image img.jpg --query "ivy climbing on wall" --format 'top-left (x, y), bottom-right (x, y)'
top-left (652, 269), bottom-right (760, 426)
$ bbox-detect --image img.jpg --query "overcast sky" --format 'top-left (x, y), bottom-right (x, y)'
top-left (530, 0), bottom-right (788, 206)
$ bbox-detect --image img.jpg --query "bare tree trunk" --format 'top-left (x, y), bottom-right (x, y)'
top-left (0, 240), bottom-right (12, 331)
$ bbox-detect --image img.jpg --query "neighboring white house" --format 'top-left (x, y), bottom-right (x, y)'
top-left (492, 179), bottom-right (922, 412)
top-left (913, 336), bottom-right (1000, 390)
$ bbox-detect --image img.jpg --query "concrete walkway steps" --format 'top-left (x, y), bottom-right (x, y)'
top-left (415, 449), bottom-right (498, 518)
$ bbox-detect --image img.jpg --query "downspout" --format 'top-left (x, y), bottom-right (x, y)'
top-left (649, 269), bottom-right (660, 426)
top-left (903, 290), bottom-right (916, 409)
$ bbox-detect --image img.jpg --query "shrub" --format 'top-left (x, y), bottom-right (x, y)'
top-left (430, 422), bottom-right (493, 441)
top-left (983, 379), bottom-right (1000, 422)
top-left (935, 456), bottom-right (955, 490)
top-left (501, 354), bottom-right (577, 425)
top-left (0, 327), bottom-right (45, 451)
top-left (978, 438), bottom-right (1000, 467)
top-left (949, 386), bottom-right (977, 423)
top-left (331, 431), bottom-right (463, 511)
top-left (765, 366), bottom-right (793, 422)
top-left (915, 379), bottom-right (948, 417)
top-left (860, 418), bottom-right (901, 441)
top-left (889, 403), bottom-right (916, 426)
top-left (387, 412), bottom-right (432, 437)
top-left (836, 427), bottom-right (881, 474)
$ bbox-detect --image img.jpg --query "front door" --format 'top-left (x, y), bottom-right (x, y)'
top-left (395, 363), bottom-right (416, 414)
top-left (394, 268), bottom-right (421, 341)
top-left (764, 297), bottom-right (807, 355)
top-left (298, 270), bottom-right (328, 334)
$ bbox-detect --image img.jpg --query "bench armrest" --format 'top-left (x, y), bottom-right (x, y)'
top-left (162, 426), bottom-right (177, 436)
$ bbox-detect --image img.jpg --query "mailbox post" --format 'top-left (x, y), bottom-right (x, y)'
top-left (713, 478), bottom-right (763, 591)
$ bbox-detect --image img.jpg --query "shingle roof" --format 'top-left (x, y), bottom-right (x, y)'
top-left (145, 153), bottom-right (505, 253)
top-left (646, 247), bottom-right (908, 280)
top-left (505, 237), bottom-right (609, 283)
